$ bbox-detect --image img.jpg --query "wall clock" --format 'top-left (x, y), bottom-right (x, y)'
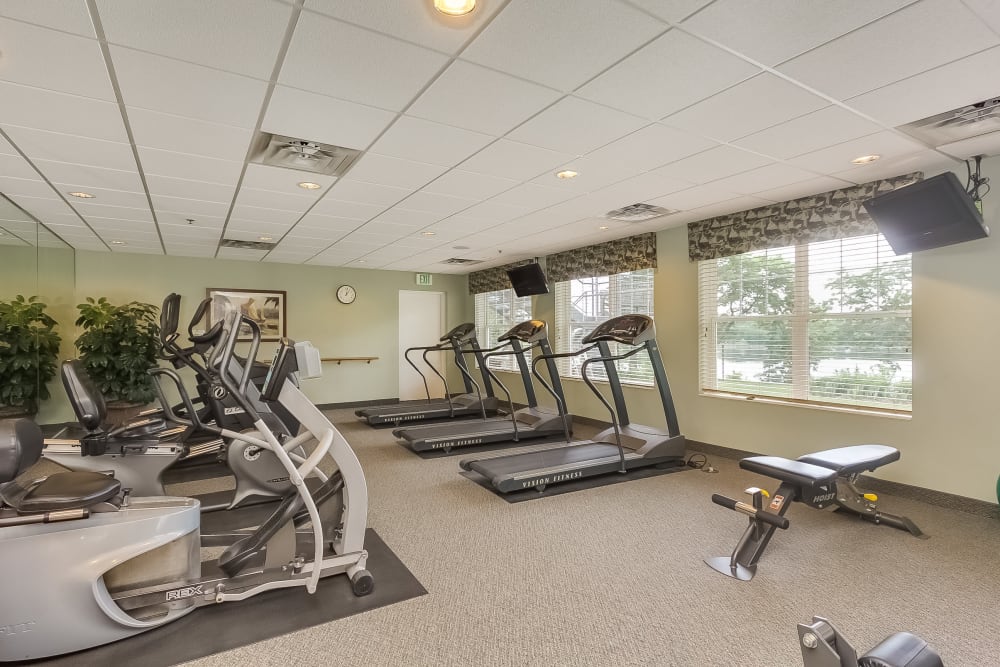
top-left (336, 285), bottom-right (357, 304)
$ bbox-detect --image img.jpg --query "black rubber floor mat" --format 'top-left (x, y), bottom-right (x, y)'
top-left (35, 529), bottom-right (425, 667)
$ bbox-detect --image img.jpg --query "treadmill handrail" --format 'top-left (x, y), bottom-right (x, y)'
top-left (403, 343), bottom-right (447, 403)
top-left (581, 345), bottom-right (648, 474)
top-left (530, 344), bottom-right (599, 442)
top-left (420, 347), bottom-right (454, 414)
top-left (480, 341), bottom-right (543, 442)
top-left (450, 340), bottom-right (489, 420)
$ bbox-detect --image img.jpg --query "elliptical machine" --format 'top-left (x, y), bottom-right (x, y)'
top-left (0, 312), bottom-right (373, 662)
top-left (798, 617), bottom-right (943, 667)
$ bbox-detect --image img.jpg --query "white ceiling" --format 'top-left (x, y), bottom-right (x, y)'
top-left (0, 0), bottom-right (998, 272)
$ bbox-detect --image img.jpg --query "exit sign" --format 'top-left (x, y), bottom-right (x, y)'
top-left (415, 272), bottom-right (433, 286)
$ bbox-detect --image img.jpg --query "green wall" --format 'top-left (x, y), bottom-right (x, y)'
top-left (487, 158), bottom-right (1000, 503)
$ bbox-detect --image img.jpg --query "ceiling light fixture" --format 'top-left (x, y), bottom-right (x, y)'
top-left (556, 170), bottom-right (579, 180)
top-left (68, 191), bottom-right (96, 198)
top-left (599, 225), bottom-right (609, 230)
top-left (258, 235), bottom-right (274, 242)
top-left (298, 181), bottom-right (322, 190)
top-left (851, 154), bottom-right (881, 165)
top-left (421, 231), bottom-right (436, 236)
top-left (434, 0), bottom-right (476, 16)
top-left (110, 240), bottom-right (126, 245)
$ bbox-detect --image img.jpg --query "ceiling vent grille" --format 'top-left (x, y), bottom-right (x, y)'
top-left (249, 133), bottom-right (361, 176)
top-left (605, 202), bottom-right (678, 222)
top-left (899, 96), bottom-right (1000, 147)
top-left (221, 238), bottom-right (276, 251)
top-left (441, 257), bottom-right (483, 265)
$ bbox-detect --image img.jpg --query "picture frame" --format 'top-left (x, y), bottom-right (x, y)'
top-left (206, 288), bottom-right (287, 342)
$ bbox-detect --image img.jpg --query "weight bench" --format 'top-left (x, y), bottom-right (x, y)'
top-left (706, 445), bottom-right (925, 581)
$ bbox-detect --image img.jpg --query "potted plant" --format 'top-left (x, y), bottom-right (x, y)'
top-left (75, 297), bottom-right (160, 423)
top-left (0, 295), bottom-right (62, 418)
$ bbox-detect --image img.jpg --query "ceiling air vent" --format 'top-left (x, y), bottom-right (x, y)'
top-left (606, 202), bottom-right (678, 222)
top-left (221, 238), bottom-right (276, 251)
top-left (899, 96), bottom-right (1000, 147)
top-left (249, 133), bottom-right (361, 176)
top-left (441, 257), bottom-right (483, 265)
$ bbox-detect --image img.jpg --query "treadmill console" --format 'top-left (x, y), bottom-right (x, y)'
top-left (441, 322), bottom-right (476, 344)
top-left (582, 314), bottom-right (655, 345)
top-left (498, 319), bottom-right (546, 343)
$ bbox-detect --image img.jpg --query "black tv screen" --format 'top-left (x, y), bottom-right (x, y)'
top-left (862, 172), bottom-right (989, 255)
top-left (507, 263), bottom-right (549, 297)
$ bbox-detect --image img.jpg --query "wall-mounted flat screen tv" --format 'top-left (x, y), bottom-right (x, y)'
top-left (507, 262), bottom-right (549, 297)
top-left (862, 172), bottom-right (989, 254)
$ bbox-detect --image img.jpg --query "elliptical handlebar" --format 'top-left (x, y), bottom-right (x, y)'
top-left (148, 367), bottom-right (221, 437)
top-left (211, 310), bottom-right (264, 424)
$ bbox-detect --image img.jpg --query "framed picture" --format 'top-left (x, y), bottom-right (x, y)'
top-left (206, 288), bottom-right (287, 342)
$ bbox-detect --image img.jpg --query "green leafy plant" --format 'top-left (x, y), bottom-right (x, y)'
top-left (75, 297), bottom-right (160, 405)
top-left (0, 295), bottom-right (62, 415)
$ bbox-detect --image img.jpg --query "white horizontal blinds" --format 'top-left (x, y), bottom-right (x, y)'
top-left (554, 268), bottom-right (655, 386)
top-left (699, 234), bottom-right (912, 412)
top-left (473, 288), bottom-right (532, 372)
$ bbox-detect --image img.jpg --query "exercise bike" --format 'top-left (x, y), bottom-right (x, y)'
top-left (0, 313), bottom-right (373, 661)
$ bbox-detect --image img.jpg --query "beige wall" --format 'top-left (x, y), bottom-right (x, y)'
top-left (35, 251), bottom-right (470, 423)
top-left (487, 158), bottom-right (1000, 503)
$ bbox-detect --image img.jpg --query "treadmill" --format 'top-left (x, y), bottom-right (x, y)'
top-left (459, 314), bottom-right (686, 494)
top-left (355, 322), bottom-right (499, 426)
top-left (392, 320), bottom-right (573, 453)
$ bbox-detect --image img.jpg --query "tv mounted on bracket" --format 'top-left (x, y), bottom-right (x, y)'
top-left (862, 172), bottom-right (989, 255)
top-left (506, 262), bottom-right (549, 297)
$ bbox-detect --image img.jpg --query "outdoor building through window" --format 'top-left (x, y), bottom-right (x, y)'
top-left (554, 268), bottom-right (655, 386)
top-left (698, 233), bottom-right (912, 413)
top-left (473, 288), bottom-right (532, 373)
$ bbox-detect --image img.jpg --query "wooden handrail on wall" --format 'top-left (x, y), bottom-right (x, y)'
top-left (321, 357), bottom-right (379, 365)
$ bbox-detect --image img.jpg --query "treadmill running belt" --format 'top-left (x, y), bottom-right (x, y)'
top-left (465, 443), bottom-right (625, 478)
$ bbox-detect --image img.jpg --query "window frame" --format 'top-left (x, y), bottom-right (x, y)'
top-left (473, 288), bottom-right (533, 373)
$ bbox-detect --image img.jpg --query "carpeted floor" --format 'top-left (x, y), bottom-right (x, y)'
top-left (160, 409), bottom-right (1000, 666)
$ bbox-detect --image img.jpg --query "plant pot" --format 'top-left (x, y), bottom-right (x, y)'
top-left (104, 401), bottom-right (146, 426)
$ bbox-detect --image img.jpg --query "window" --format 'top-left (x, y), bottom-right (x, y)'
top-left (554, 268), bottom-right (655, 386)
top-left (473, 288), bottom-right (532, 372)
top-left (698, 234), bottom-right (912, 413)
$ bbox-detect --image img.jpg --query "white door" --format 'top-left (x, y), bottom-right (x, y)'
top-left (398, 291), bottom-right (446, 400)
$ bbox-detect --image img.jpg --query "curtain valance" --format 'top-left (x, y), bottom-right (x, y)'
top-left (546, 232), bottom-right (656, 283)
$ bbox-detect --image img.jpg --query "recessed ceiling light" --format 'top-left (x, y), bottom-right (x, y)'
top-left (68, 191), bottom-right (96, 198)
top-left (434, 0), bottom-right (476, 16)
top-left (258, 235), bottom-right (274, 241)
top-left (421, 231), bottom-right (436, 236)
top-left (556, 170), bottom-right (579, 180)
top-left (357, 259), bottom-right (366, 264)
top-left (851, 154), bottom-right (881, 165)
top-left (298, 181), bottom-right (322, 190)
top-left (110, 240), bottom-right (126, 245)
top-left (599, 225), bottom-right (609, 230)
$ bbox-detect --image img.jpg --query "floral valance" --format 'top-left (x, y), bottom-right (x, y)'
top-left (687, 172), bottom-right (923, 262)
top-left (468, 259), bottom-right (534, 295)
top-left (546, 232), bottom-right (656, 283)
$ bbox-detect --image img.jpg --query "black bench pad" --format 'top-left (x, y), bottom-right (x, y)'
top-left (740, 456), bottom-right (838, 487)
top-left (798, 444), bottom-right (899, 476)
top-left (2, 471), bottom-right (121, 513)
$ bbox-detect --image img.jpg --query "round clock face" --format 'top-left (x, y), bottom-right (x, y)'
top-left (336, 285), bottom-right (357, 304)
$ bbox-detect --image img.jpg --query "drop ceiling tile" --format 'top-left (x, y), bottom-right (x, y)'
top-left (706, 163), bottom-right (819, 195)
top-left (845, 46), bottom-right (1000, 128)
top-left (685, 195), bottom-right (778, 221)
top-left (152, 194), bottom-right (230, 217)
top-left (682, 0), bottom-right (916, 66)
top-left (304, 0), bottom-right (506, 54)
top-left (137, 148), bottom-right (244, 185)
top-left (422, 170), bottom-right (517, 200)
top-left (397, 191), bottom-right (478, 217)
top-left (217, 247), bottom-right (268, 260)
top-left (229, 204), bottom-right (302, 224)
top-left (456, 199), bottom-right (532, 224)
top-left (432, 215), bottom-right (502, 234)
top-left (654, 145), bottom-right (773, 183)
top-left (0, 0), bottom-right (96, 36)
top-left (585, 168), bottom-right (695, 210)
top-left (222, 229), bottom-right (282, 243)
top-left (663, 73), bottom-right (828, 142)
top-left (279, 13), bottom-right (448, 111)
top-left (829, 149), bottom-right (958, 184)
top-left (507, 96), bottom-right (647, 155)
top-left (110, 46), bottom-right (266, 128)
top-left (158, 212), bottom-right (225, 228)
top-left (490, 183), bottom-right (579, 210)
top-left (326, 180), bottom-right (413, 208)
top-left (226, 220), bottom-right (294, 235)
top-left (0, 82), bottom-right (128, 141)
top-left (787, 130), bottom-right (927, 174)
top-left (577, 29), bottom-right (761, 120)
top-left (343, 153), bottom-right (449, 190)
top-left (626, 0), bottom-right (715, 22)
top-left (0, 176), bottom-right (56, 199)
top-left (285, 226), bottom-right (354, 242)
top-left (647, 182), bottom-right (744, 211)
top-left (95, 0), bottom-right (291, 78)
top-left (407, 60), bottom-right (562, 136)
top-left (241, 163), bottom-right (336, 193)
top-left (734, 106), bottom-right (883, 160)
top-left (309, 197), bottom-right (387, 221)
top-left (36, 161), bottom-right (143, 193)
top-left (0, 153), bottom-right (42, 180)
top-left (262, 86), bottom-right (396, 151)
top-left (0, 18), bottom-right (113, 100)
top-left (368, 208), bottom-right (444, 227)
top-left (462, 0), bottom-right (666, 92)
top-left (73, 201), bottom-right (152, 221)
top-left (3, 127), bottom-right (137, 171)
top-left (371, 116), bottom-right (495, 168)
top-left (936, 130), bottom-right (1000, 161)
top-left (127, 107), bottom-right (252, 160)
top-left (144, 174), bottom-right (236, 203)
top-left (776, 0), bottom-right (999, 100)
top-left (160, 226), bottom-right (224, 241)
top-left (458, 139), bottom-right (573, 181)
top-left (5, 196), bottom-right (80, 220)
top-left (963, 0), bottom-right (1000, 33)
top-left (234, 188), bottom-right (315, 213)
top-left (753, 175), bottom-right (855, 203)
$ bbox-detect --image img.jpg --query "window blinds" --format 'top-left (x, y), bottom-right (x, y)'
top-left (473, 288), bottom-right (532, 372)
